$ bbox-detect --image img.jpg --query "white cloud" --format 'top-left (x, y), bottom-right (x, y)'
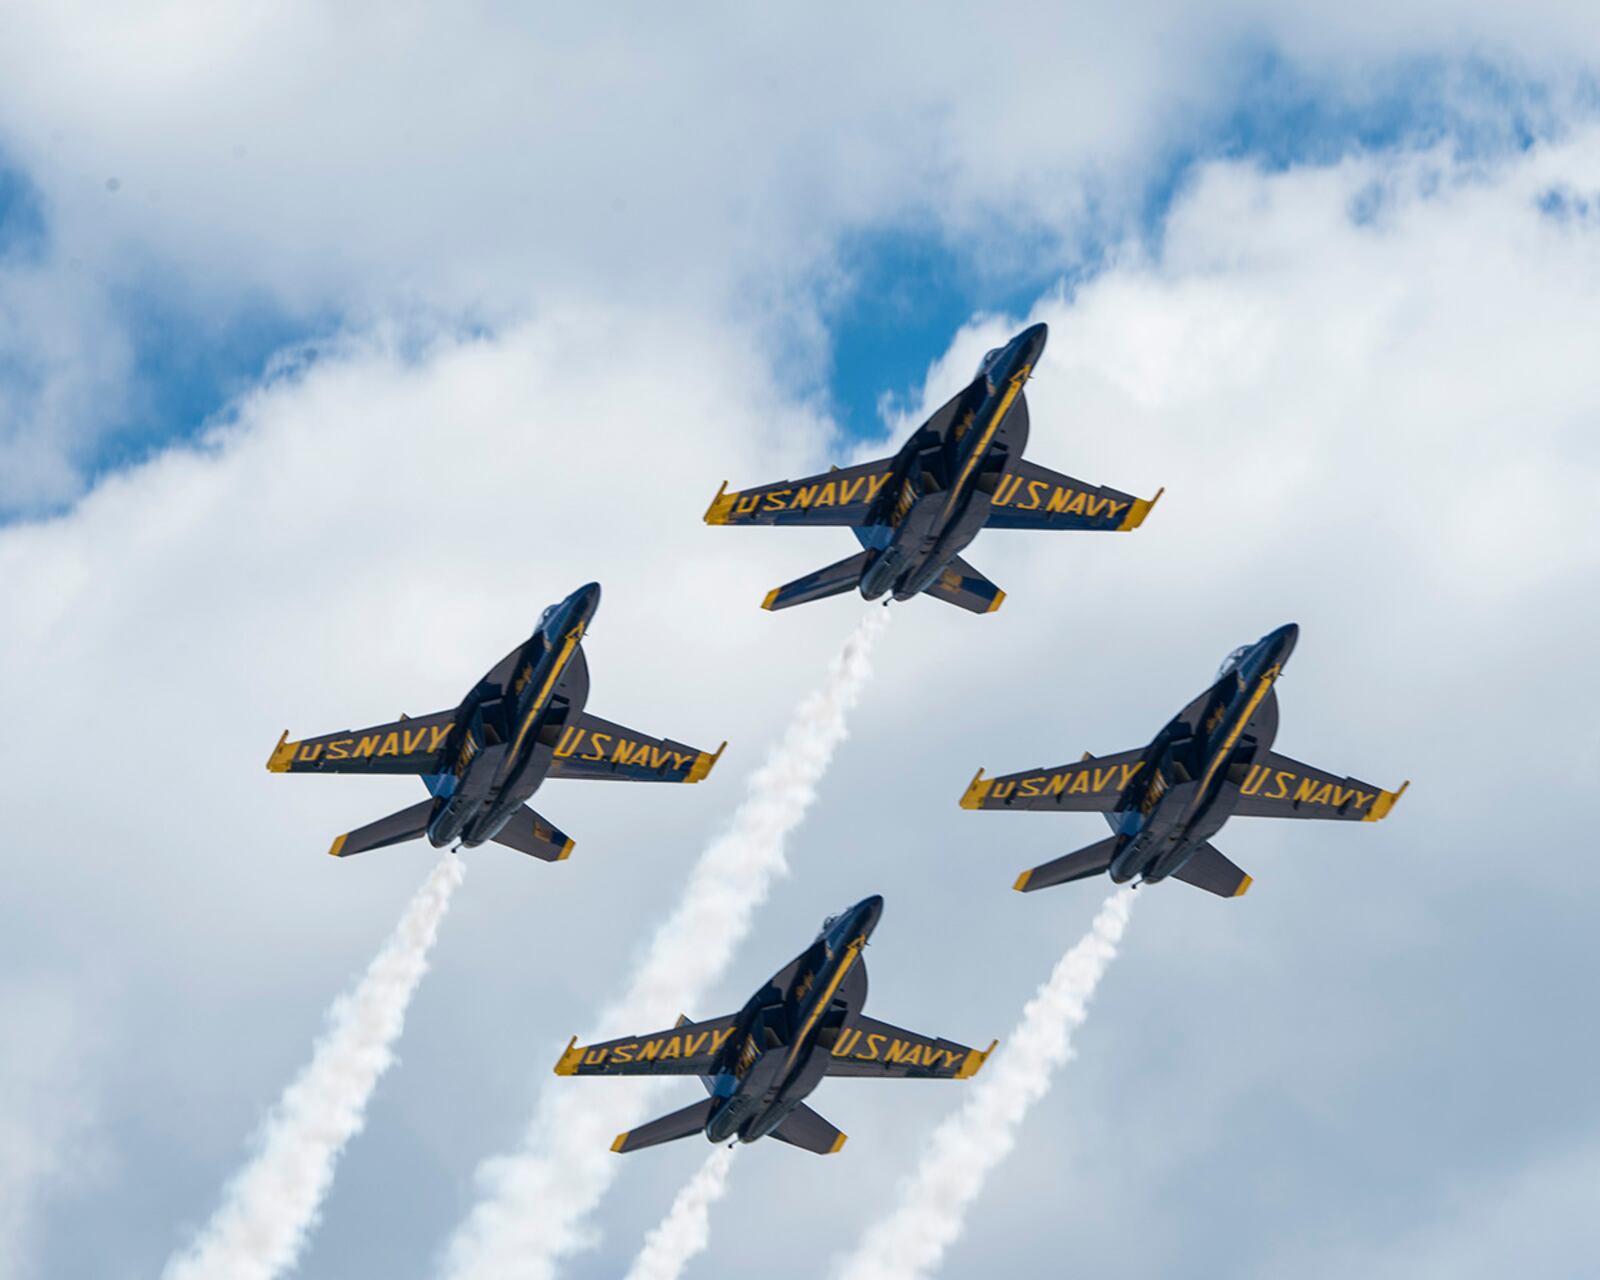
top-left (0, 108), bottom-right (1596, 1278)
top-left (3, 1), bottom-right (1600, 504)
top-left (0, 980), bottom-right (104, 1279)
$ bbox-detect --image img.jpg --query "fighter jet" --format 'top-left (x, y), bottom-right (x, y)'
top-left (960, 624), bottom-right (1408, 897)
top-left (704, 322), bottom-right (1160, 613)
top-left (554, 895), bottom-right (995, 1153)
top-left (266, 583), bottom-right (724, 860)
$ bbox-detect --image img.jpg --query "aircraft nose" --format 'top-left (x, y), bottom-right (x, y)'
top-left (852, 894), bottom-right (885, 936)
top-left (569, 581), bottom-right (603, 618)
top-left (1015, 321), bottom-right (1048, 362)
top-left (1268, 622), bottom-right (1299, 661)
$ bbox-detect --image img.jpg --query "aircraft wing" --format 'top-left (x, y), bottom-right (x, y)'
top-left (960, 748), bottom-right (1146, 813)
top-left (704, 457), bottom-right (896, 527)
top-left (546, 712), bottom-right (724, 783)
top-left (267, 709), bottom-right (456, 775)
top-left (1233, 750), bottom-right (1408, 822)
top-left (826, 1015), bottom-right (995, 1079)
top-left (985, 458), bottom-right (1161, 532)
top-left (553, 1012), bottom-right (740, 1077)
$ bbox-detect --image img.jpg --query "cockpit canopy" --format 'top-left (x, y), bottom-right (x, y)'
top-left (1217, 643), bottom-right (1254, 681)
top-left (538, 604), bottom-right (557, 629)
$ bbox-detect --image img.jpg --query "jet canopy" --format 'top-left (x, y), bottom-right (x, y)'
top-left (1217, 644), bottom-right (1253, 680)
top-left (977, 346), bottom-right (1005, 385)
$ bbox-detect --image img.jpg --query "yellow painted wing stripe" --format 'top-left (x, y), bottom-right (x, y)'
top-left (704, 481), bottom-right (735, 525)
top-left (959, 768), bottom-right (990, 810)
top-left (267, 731), bottom-right (298, 772)
top-left (686, 741), bottom-right (726, 783)
top-left (956, 1039), bottom-right (999, 1079)
top-left (1363, 779), bottom-right (1411, 822)
top-left (1118, 486), bottom-right (1164, 530)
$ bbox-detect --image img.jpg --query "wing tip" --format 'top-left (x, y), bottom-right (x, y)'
top-left (956, 1039), bottom-right (999, 1080)
top-left (687, 741), bottom-right (727, 784)
top-left (1012, 867), bottom-right (1034, 892)
top-left (327, 833), bottom-right (349, 858)
top-left (760, 586), bottom-right (782, 611)
top-left (1364, 779), bottom-right (1411, 822)
top-left (1232, 874), bottom-right (1253, 898)
top-left (267, 731), bottom-right (297, 773)
top-left (984, 589), bottom-right (1006, 614)
top-left (1119, 485), bottom-right (1164, 531)
top-left (557, 837), bottom-right (576, 861)
top-left (827, 1132), bottom-right (848, 1154)
top-left (959, 768), bottom-right (990, 810)
top-left (610, 1131), bottom-right (630, 1153)
top-left (553, 1036), bottom-right (582, 1076)
top-left (704, 482), bottom-right (734, 525)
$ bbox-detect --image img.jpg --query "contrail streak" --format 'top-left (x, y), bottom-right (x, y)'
top-left (624, 1146), bottom-right (737, 1280)
top-left (163, 856), bottom-right (466, 1280)
top-left (439, 609), bottom-right (890, 1280)
top-left (834, 888), bottom-right (1134, 1280)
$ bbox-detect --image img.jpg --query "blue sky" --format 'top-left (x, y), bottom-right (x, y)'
top-left (3, 46), bottom-right (1587, 499)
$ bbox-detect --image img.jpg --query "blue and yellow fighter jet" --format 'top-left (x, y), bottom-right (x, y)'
top-left (266, 583), bottom-right (724, 860)
top-left (704, 322), bottom-right (1161, 613)
top-left (554, 895), bottom-right (996, 1153)
top-left (960, 624), bottom-right (1409, 897)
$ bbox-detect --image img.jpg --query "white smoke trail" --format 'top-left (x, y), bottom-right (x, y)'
top-left (834, 888), bottom-right (1134, 1280)
top-left (623, 1146), bottom-right (737, 1280)
top-left (439, 609), bottom-right (890, 1280)
top-left (163, 856), bottom-right (467, 1280)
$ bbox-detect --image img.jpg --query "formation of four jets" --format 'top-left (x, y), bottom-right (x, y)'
top-left (269, 323), bottom-right (1406, 1155)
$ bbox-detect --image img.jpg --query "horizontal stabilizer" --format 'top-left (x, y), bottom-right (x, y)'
top-left (921, 555), bottom-right (1004, 614)
top-left (328, 799), bottom-right (435, 858)
top-left (1014, 835), bottom-right (1118, 893)
top-left (762, 551), bottom-right (871, 611)
top-left (611, 1099), bottom-right (716, 1154)
top-left (490, 805), bottom-right (574, 861)
top-left (770, 1103), bottom-right (847, 1154)
top-left (1170, 842), bottom-right (1252, 898)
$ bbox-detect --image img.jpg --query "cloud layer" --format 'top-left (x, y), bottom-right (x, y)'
top-left (0, 64), bottom-right (1597, 1280)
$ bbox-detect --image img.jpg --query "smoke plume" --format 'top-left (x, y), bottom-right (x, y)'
top-left (163, 856), bottom-right (466, 1280)
top-left (834, 888), bottom-right (1134, 1280)
top-left (438, 609), bottom-right (889, 1280)
top-left (624, 1146), bottom-right (737, 1280)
